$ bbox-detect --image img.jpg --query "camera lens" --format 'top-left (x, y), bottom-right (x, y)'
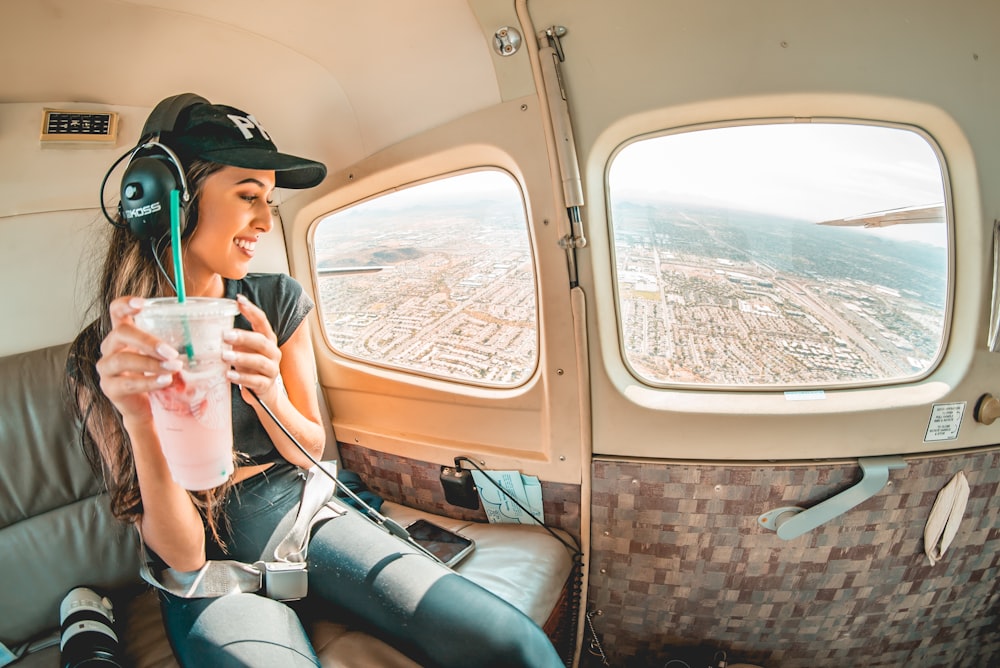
top-left (59, 587), bottom-right (124, 668)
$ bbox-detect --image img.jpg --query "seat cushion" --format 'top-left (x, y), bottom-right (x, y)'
top-left (0, 344), bottom-right (142, 649)
top-left (379, 502), bottom-right (574, 627)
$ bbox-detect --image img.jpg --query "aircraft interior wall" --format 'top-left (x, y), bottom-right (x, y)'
top-left (587, 452), bottom-right (999, 667)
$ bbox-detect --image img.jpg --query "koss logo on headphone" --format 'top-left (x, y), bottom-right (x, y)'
top-left (100, 93), bottom-right (208, 242)
top-left (122, 202), bottom-right (161, 220)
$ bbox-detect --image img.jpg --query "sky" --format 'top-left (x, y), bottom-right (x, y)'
top-left (321, 125), bottom-right (949, 248)
top-left (609, 122), bottom-right (948, 247)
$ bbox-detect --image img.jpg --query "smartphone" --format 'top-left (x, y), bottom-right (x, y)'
top-left (405, 519), bottom-right (475, 567)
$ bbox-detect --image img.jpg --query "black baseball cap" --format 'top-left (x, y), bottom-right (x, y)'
top-left (162, 101), bottom-right (327, 189)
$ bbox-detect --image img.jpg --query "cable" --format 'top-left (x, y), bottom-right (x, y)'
top-left (454, 456), bottom-right (582, 556)
top-left (585, 610), bottom-right (610, 666)
top-left (99, 147), bottom-right (134, 227)
top-left (454, 456), bottom-right (584, 667)
top-left (245, 387), bottom-right (442, 563)
top-left (151, 235), bottom-right (177, 293)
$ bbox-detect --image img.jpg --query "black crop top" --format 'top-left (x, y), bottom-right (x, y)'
top-left (224, 273), bottom-right (314, 465)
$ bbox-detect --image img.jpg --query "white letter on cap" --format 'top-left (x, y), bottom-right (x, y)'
top-left (227, 114), bottom-right (258, 140)
top-left (246, 115), bottom-right (271, 141)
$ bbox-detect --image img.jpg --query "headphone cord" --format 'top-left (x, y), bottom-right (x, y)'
top-left (99, 147), bottom-right (135, 228)
top-left (244, 387), bottom-right (443, 563)
top-left (151, 236), bottom-right (177, 293)
top-left (452, 456), bottom-right (584, 667)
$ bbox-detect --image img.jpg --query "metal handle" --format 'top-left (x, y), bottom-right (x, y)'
top-left (758, 456), bottom-right (907, 540)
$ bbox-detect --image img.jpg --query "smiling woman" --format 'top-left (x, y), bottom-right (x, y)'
top-left (183, 167), bottom-right (277, 295)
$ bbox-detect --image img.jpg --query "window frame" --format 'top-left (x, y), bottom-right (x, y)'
top-left (307, 167), bottom-right (542, 390)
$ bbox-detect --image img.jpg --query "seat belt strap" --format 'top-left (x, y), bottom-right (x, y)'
top-left (270, 461), bottom-right (338, 563)
top-left (138, 461), bottom-right (345, 600)
top-left (141, 558), bottom-right (263, 598)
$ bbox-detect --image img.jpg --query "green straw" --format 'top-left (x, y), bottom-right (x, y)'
top-left (170, 190), bottom-right (195, 360)
top-left (170, 189), bottom-right (185, 303)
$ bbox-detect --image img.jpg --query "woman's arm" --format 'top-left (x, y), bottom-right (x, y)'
top-left (96, 297), bottom-right (208, 572)
top-left (225, 295), bottom-right (326, 467)
top-left (129, 415), bottom-right (210, 571)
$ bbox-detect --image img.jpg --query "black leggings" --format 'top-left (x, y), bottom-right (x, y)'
top-left (158, 463), bottom-right (563, 668)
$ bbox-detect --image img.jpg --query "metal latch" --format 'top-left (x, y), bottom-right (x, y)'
top-left (262, 561), bottom-right (308, 601)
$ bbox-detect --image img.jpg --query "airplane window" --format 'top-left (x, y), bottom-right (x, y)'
top-left (608, 122), bottom-right (949, 389)
top-left (312, 170), bottom-right (538, 387)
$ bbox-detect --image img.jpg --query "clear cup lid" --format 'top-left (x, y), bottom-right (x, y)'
top-left (140, 297), bottom-right (240, 319)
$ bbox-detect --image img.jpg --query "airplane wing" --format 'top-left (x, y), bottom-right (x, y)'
top-left (816, 203), bottom-right (945, 228)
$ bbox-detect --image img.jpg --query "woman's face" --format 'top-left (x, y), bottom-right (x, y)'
top-left (183, 166), bottom-right (276, 288)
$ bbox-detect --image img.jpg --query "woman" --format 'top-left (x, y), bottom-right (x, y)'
top-left (68, 96), bottom-right (563, 668)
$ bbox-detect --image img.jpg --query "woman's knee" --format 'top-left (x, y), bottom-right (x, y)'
top-left (412, 574), bottom-right (564, 668)
top-left (161, 592), bottom-right (319, 668)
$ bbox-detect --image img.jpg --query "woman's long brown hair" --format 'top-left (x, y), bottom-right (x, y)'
top-left (67, 159), bottom-right (234, 547)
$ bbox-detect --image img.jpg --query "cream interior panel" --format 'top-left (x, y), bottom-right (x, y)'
top-left (4, 0), bottom-right (362, 173)
top-left (0, 209), bottom-right (98, 355)
top-left (285, 98), bottom-right (585, 484)
top-left (115, 0), bottom-right (501, 155)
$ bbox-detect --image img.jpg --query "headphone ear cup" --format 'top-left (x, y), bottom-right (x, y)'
top-left (120, 154), bottom-right (182, 241)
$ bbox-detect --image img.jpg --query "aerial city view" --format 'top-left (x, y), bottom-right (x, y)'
top-left (313, 188), bottom-right (539, 386)
top-left (612, 198), bottom-right (947, 387)
top-left (313, 184), bottom-right (946, 389)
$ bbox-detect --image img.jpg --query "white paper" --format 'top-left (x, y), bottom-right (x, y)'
top-left (471, 470), bottom-right (545, 524)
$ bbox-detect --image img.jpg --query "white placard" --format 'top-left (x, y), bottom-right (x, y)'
top-left (924, 402), bottom-right (966, 442)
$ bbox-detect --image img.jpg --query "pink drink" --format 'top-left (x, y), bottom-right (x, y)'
top-left (149, 361), bottom-right (233, 490)
top-left (134, 298), bottom-right (239, 491)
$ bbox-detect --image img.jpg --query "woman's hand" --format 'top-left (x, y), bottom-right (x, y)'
top-left (224, 294), bottom-right (283, 407)
top-left (96, 297), bottom-right (182, 424)
top-left (228, 295), bottom-right (326, 467)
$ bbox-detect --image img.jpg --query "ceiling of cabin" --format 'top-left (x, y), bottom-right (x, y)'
top-left (0, 0), bottom-right (507, 172)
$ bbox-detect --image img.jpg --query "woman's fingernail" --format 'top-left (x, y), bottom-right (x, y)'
top-left (155, 374), bottom-right (173, 385)
top-left (236, 294), bottom-right (250, 305)
top-left (156, 343), bottom-right (179, 359)
top-left (226, 370), bottom-right (239, 382)
top-left (223, 330), bottom-right (238, 342)
top-left (221, 350), bottom-right (236, 362)
top-left (128, 297), bottom-right (145, 310)
top-left (161, 359), bottom-right (183, 371)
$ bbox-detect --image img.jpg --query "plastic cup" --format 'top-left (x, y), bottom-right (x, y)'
top-left (134, 297), bottom-right (240, 490)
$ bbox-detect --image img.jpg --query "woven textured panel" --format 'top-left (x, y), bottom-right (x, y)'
top-left (338, 442), bottom-right (582, 541)
top-left (587, 451), bottom-right (1000, 667)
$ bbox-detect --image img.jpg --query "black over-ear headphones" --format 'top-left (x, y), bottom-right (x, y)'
top-left (100, 93), bottom-right (209, 242)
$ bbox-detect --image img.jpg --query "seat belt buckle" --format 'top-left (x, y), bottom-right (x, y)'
top-left (263, 561), bottom-right (308, 601)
